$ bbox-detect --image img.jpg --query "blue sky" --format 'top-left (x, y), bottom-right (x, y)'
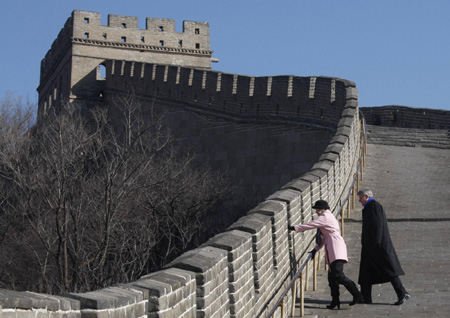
top-left (1, 0), bottom-right (449, 110)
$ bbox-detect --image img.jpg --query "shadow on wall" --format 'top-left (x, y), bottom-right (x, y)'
top-left (159, 108), bottom-right (336, 200)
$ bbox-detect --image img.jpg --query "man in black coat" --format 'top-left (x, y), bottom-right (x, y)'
top-left (357, 189), bottom-right (410, 305)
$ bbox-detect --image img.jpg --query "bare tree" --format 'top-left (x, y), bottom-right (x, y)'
top-left (0, 93), bottom-right (233, 293)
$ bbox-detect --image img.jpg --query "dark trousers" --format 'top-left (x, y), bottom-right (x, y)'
top-left (361, 276), bottom-right (406, 302)
top-left (328, 260), bottom-right (353, 298)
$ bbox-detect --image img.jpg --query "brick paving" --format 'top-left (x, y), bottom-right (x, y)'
top-left (294, 143), bottom-right (450, 317)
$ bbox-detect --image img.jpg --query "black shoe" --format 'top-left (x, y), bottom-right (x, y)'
top-left (394, 293), bottom-right (410, 305)
top-left (327, 299), bottom-right (341, 309)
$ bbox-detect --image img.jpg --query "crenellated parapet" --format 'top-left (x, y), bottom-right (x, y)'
top-left (102, 60), bottom-right (352, 129)
top-left (70, 10), bottom-right (211, 53)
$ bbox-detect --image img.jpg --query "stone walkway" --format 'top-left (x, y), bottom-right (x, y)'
top-left (294, 143), bottom-right (450, 317)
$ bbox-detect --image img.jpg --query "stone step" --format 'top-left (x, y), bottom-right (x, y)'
top-left (366, 125), bottom-right (450, 148)
top-left (367, 135), bottom-right (450, 142)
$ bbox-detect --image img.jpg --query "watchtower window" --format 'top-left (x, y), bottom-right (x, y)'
top-left (84, 18), bottom-right (89, 24)
top-left (103, 33), bottom-right (107, 39)
top-left (159, 26), bottom-right (164, 32)
top-left (159, 40), bottom-right (164, 46)
top-left (178, 40), bottom-right (183, 47)
top-left (97, 64), bottom-right (106, 80)
top-left (141, 36), bottom-right (145, 42)
top-left (84, 33), bottom-right (89, 39)
top-left (195, 28), bottom-right (200, 34)
top-left (195, 43), bottom-right (200, 49)
top-left (121, 23), bottom-right (127, 28)
top-left (121, 36), bottom-right (127, 42)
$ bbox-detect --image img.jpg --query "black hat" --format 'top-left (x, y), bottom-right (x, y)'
top-left (312, 200), bottom-right (330, 210)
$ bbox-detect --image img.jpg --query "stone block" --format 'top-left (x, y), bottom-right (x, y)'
top-left (68, 289), bottom-right (129, 310)
top-left (325, 143), bottom-right (344, 154)
top-left (228, 213), bottom-right (272, 236)
top-left (336, 125), bottom-right (352, 137)
top-left (168, 247), bottom-right (227, 285)
top-left (311, 160), bottom-right (333, 173)
top-left (345, 98), bottom-right (358, 109)
top-left (346, 86), bottom-right (358, 100)
top-left (337, 117), bottom-right (354, 128)
top-left (330, 134), bottom-right (348, 145)
top-left (203, 230), bottom-right (252, 262)
top-left (167, 246), bottom-right (228, 315)
top-left (341, 107), bottom-right (356, 118)
top-left (0, 290), bottom-right (80, 314)
top-left (266, 188), bottom-right (302, 223)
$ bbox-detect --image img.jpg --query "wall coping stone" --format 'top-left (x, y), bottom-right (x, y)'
top-left (127, 279), bottom-right (169, 298)
top-left (311, 160), bottom-right (334, 172)
top-left (330, 135), bottom-right (348, 145)
top-left (346, 87), bottom-right (358, 100)
top-left (281, 178), bottom-right (311, 192)
top-left (325, 143), bottom-right (345, 154)
top-left (68, 288), bottom-right (136, 310)
top-left (27, 292), bottom-right (80, 311)
top-left (227, 213), bottom-right (273, 234)
top-left (203, 230), bottom-right (252, 252)
top-left (345, 99), bottom-right (358, 109)
top-left (299, 173), bottom-right (320, 184)
top-left (266, 188), bottom-right (301, 204)
top-left (102, 287), bottom-right (143, 304)
top-left (139, 272), bottom-right (185, 292)
top-left (318, 152), bottom-right (339, 163)
top-left (338, 79), bottom-right (356, 87)
top-left (341, 108), bottom-right (357, 118)
top-left (167, 246), bottom-right (227, 274)
top-left (246, 200), bottom-right (287, 217)
top-left (336, 126), bottom-right (352, 137)
top-left (0, 290), bottom-right (79, 311)
top-left (337, 117), bottom-right (354, 128)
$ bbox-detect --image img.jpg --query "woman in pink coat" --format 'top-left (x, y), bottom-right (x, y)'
top-left (291, 200), bottom-right (362, 309)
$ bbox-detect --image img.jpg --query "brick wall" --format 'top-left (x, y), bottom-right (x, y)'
top-left (2, 70), bottom-right (362, 317)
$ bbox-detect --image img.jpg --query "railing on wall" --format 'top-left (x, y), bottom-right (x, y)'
top-left (266, 112), bottom-right (367, 317)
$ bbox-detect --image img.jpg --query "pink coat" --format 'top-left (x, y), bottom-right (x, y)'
top-left (294, 210), bottom-right (348, 265)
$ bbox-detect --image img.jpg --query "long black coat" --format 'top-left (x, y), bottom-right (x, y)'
top-left (358, 199), bottom-right (404, 285)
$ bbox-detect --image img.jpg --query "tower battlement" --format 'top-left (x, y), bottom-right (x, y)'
top-left (38, 10), bottom-right (215, 114)
top-left (71, 10), bottom-right (211, 51)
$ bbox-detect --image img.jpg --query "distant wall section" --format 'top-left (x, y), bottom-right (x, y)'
top-left (361, 105), bottom-right (450, 129)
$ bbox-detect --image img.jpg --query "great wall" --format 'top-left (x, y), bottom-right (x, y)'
top-left (1, 10), bottom-right (450, 318)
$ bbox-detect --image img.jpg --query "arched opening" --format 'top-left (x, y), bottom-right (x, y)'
top-left (97, 64), bottom-right (106, 80)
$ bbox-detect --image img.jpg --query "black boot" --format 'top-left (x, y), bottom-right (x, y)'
top-left (343, 280), bottom-right (363, 306)
top-left (327, 297), bottom-right (341, 309)
top-left (328, 275), bottom-right (341, 309)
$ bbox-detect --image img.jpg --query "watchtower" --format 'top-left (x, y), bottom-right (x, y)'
top-left (37, 10), bottom-right (216, 118)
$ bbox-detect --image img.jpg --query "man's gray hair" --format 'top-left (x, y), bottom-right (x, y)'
top-left (357, 189), bottom-right (373, 198)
